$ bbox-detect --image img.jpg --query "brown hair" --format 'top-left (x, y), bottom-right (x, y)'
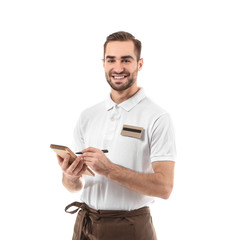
top-left (103, 31), bottom-right (142, 61)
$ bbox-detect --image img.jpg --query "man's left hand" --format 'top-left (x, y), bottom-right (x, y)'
top-left (82, 147), bottom-right (113, 176)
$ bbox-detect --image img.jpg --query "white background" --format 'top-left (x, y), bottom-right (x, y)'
top-left (0, 0), bottom-right (231, 239)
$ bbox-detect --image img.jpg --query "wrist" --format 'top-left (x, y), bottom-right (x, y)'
top-left (105, 162), bottom-right (116, 178)
top-left (62, 173), bottom-right (83, 192)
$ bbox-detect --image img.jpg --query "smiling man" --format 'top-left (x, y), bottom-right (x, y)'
top-left (104, 40), bottom-right (142, 92)
top-left (57, 31), bottom-right (176, 240)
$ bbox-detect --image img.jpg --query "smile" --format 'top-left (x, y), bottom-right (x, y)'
top-left (112, 75), bottom-right (127, 80)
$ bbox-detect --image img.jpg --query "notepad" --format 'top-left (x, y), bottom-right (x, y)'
top-left (50, 144), bottom-right (95, 176)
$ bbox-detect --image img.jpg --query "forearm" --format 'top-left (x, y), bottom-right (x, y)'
top-left (62, 173), bottom-right (84, 193)
top-left (82, 147), bottom-right (174, 198)
top-left (106, 163), bottom-right (172, 199)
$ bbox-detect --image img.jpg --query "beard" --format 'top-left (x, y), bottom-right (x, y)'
top-left (105, 68), bottom-right (138, 92)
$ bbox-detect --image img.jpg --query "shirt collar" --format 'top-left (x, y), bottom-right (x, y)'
top-left (105, 88), bottom-right (146, 112)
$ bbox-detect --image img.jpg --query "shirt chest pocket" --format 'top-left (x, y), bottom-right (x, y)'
top-left (113, 126), bottom-right (148, 170)
top-left (113, 134), bottom-right (145, 169)
top-left (120, 135), bottom-right (142, 148)
top-left (117, 125), bottom-right (145, 153)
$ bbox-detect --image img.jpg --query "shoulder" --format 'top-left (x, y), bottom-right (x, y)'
top-left (139, 96), bottom-right (168, 120)
top-left (136, 96), bottom-right (175, 134)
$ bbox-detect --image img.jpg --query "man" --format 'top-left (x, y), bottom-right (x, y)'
top-left (57, 31), bottom-right (176, 240)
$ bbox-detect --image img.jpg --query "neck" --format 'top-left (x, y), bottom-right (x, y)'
top-left (110, 84), bottom-right (140, 104)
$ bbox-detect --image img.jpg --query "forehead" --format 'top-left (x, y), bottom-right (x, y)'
top-left (105, 41), bottom-right (136, 58)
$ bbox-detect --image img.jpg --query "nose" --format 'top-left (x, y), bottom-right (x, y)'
top-left (113, 62), bottom-right (125, 73)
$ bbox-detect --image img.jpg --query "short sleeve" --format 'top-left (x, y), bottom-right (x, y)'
top-left (150, 113), bottom-right (176, 162)
top-left (71, 113), bottom-right (85, 152)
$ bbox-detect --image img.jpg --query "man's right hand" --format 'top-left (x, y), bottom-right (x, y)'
top-left (57, 153), bottom-right (88, 179)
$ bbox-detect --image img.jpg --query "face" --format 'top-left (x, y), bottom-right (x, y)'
top-left (103, 41), bottom-right (143, 92)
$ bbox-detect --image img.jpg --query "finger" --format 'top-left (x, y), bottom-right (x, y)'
top-left (62, 154), bottom-right (71, 170)
top-left (80, 164), bottom-right (88, 175)
top-left (74, 163), bottom-right (88, 177)
top-left (69, 159), bottom-right (85, 174)
top-left (82, 147), bottom-right (97, 153)
top-left (83, 157), bottom-right (94, 163)
top-left (57, 154), bottom-right (63, 166)
top-left (67, 157), bottom-right (82, 172)
top-left (82, 152), bottom-right (95, 158)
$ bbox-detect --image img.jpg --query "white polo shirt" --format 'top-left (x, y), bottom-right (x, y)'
top-left (73, 88), bottom-right (176, 210)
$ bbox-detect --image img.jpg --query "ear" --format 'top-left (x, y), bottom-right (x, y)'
top-left (138, 58), bottom-right (144, 71)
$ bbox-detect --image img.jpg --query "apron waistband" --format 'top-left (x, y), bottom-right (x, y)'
top-left (65, 201), bottom-right (150, 240)
top-left (65, 201), bottom-right (150, 217)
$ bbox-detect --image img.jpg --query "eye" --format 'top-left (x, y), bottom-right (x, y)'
top-left (122, 59), bottom-right (131, 63)
top-left (107, 60), bottom-right (115, 63)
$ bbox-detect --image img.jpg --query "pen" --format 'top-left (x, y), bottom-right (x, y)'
top-left (75, 149), bottom-right (109, 154)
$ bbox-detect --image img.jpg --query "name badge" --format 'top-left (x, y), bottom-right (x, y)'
top-left (121, 125), bottom-right (144, 139)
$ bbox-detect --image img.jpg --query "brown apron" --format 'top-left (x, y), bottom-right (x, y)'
top-left (65, 201), bottom-right (157, 240)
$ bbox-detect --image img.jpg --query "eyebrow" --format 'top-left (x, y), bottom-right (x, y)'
top-left (121, 55), bottom-right (134, 60)
top-left (105, 55), bottom-right (135, 60)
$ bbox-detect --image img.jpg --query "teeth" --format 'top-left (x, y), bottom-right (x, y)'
top-left (113, 76), bottom-right (125, 79)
